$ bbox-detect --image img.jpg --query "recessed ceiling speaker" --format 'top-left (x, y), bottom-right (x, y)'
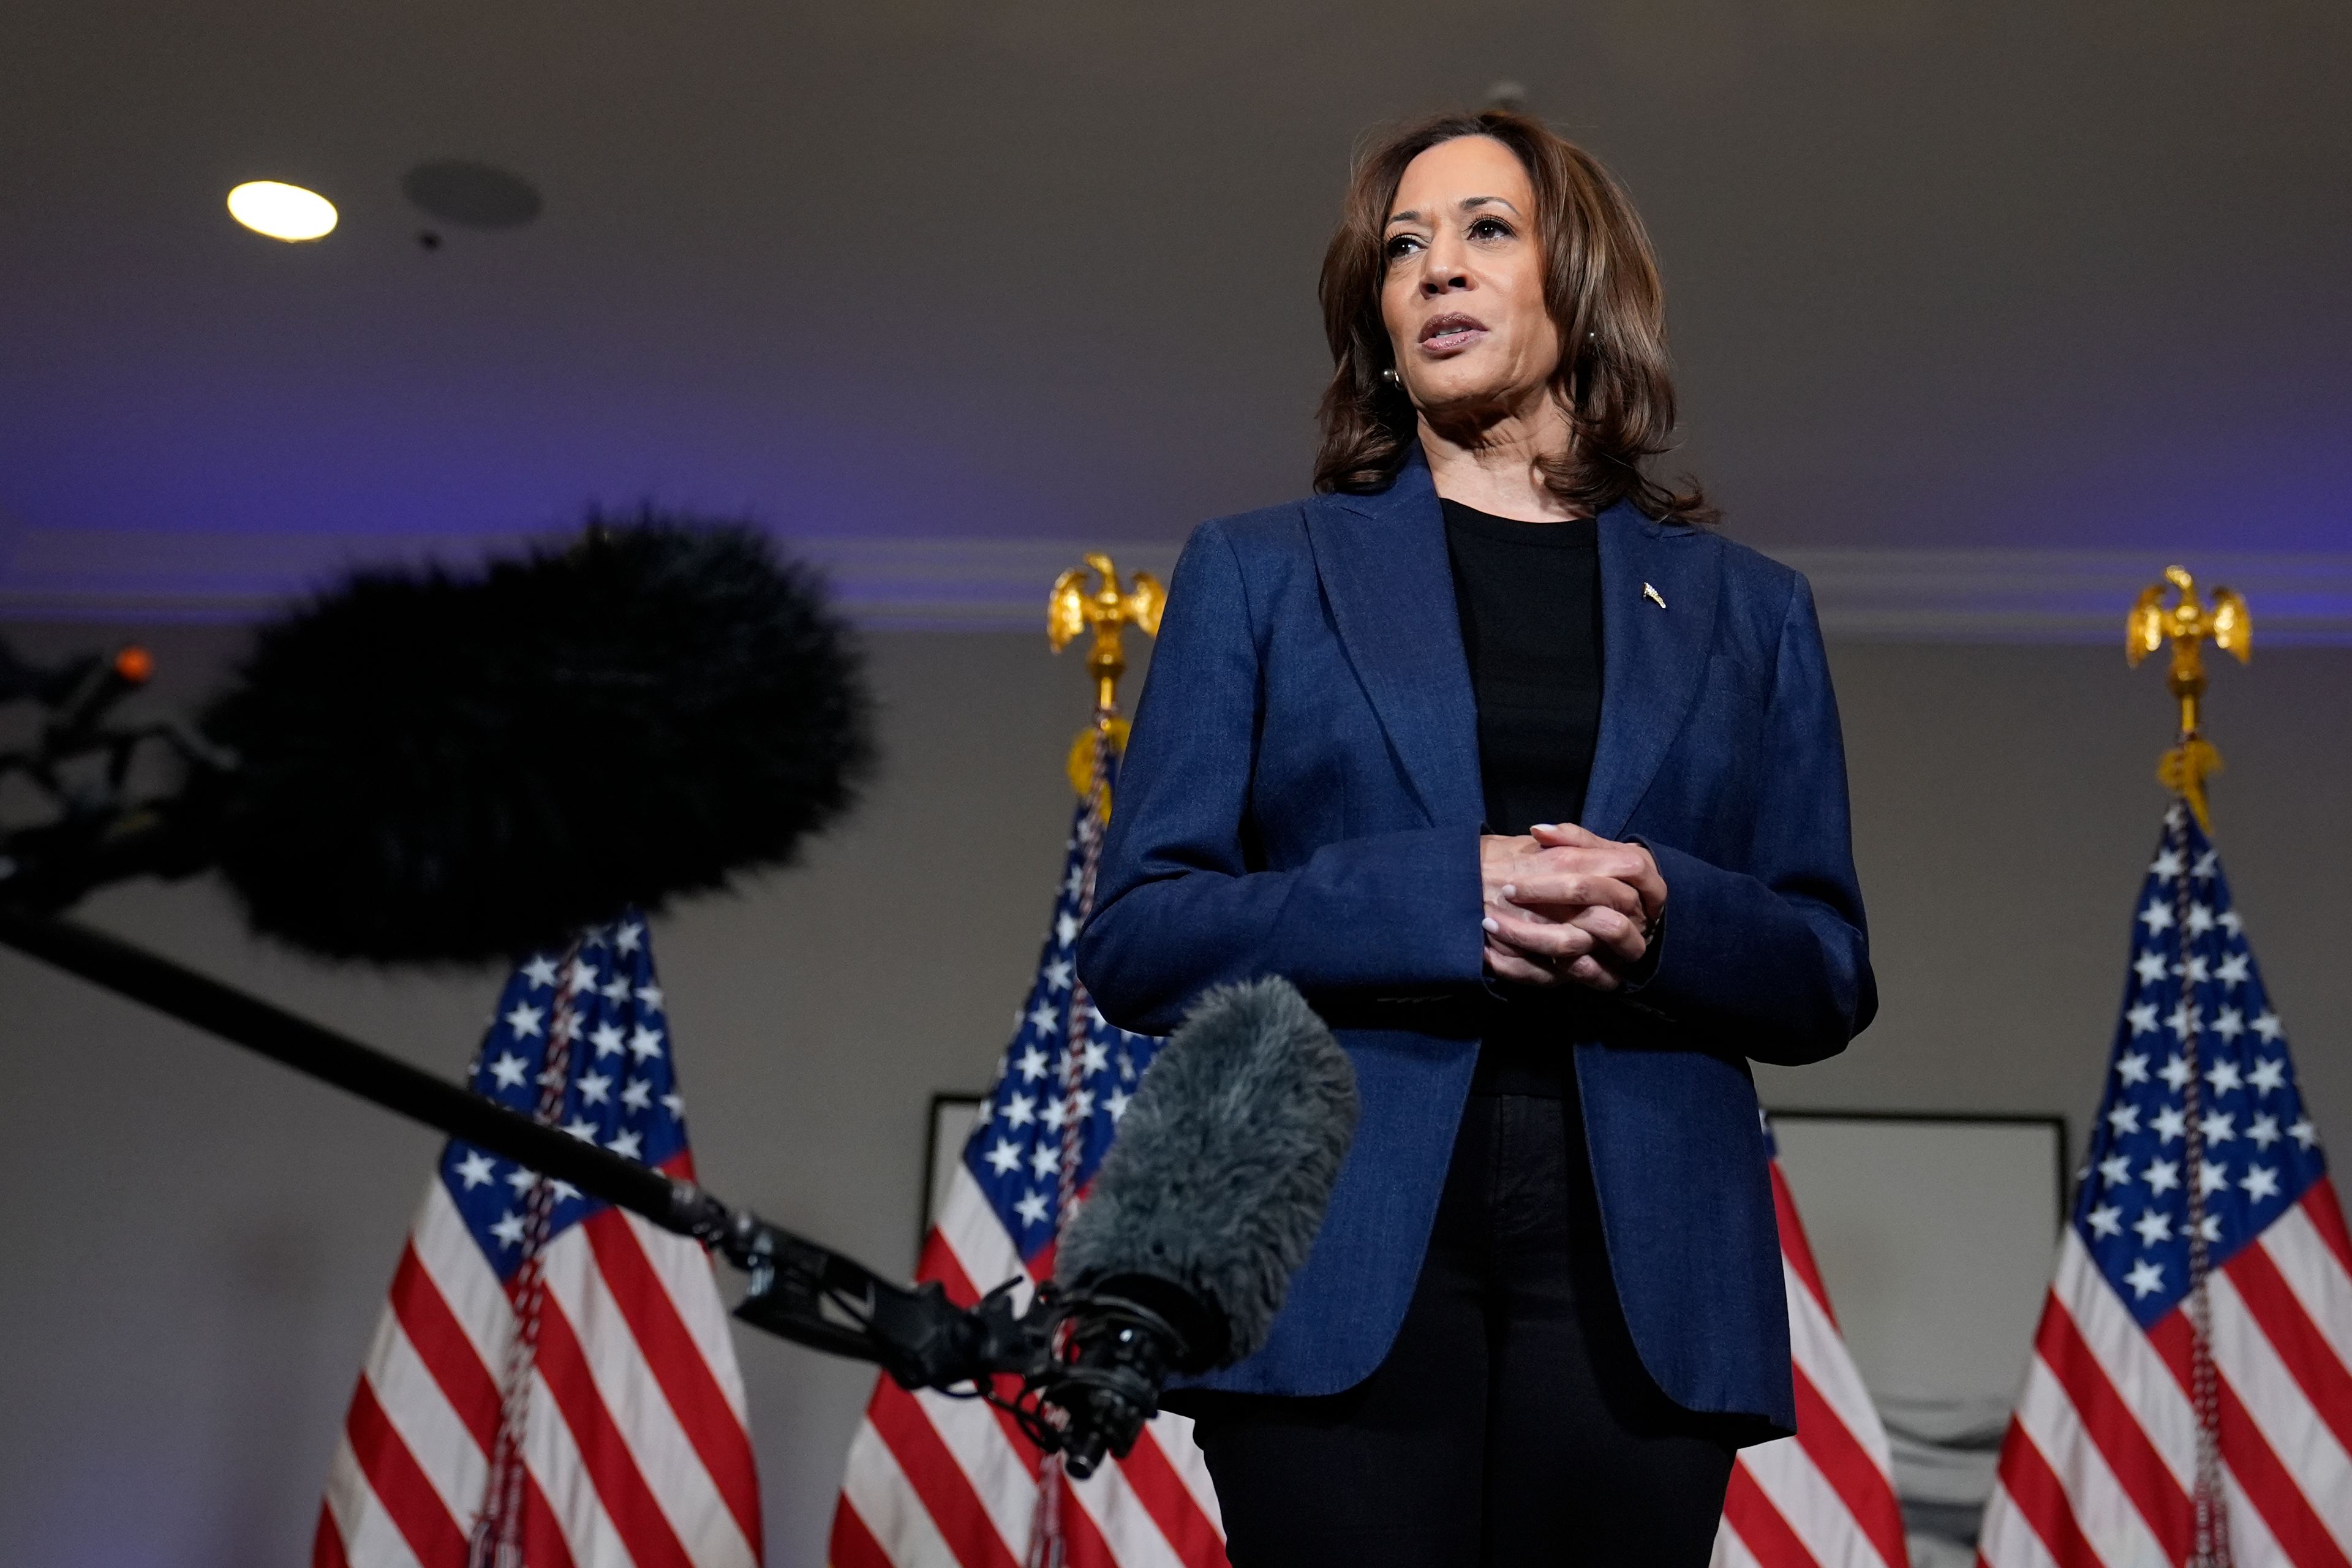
top-left (400, 160), bottom-right (543, 230)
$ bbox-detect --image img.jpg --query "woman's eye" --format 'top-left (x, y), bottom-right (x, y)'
top-left (1384, 233), bottom-right (1423, 262)
top-left (1469, 217), bottom-right (1514, 241)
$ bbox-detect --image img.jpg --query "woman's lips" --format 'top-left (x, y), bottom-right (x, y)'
top-left (1419, 312), bottom-right (1488, 355)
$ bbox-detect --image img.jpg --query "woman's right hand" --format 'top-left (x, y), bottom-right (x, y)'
top-left (1477, 832), bottom-right (1651, 989)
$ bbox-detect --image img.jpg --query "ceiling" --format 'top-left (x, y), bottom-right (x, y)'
top-left (2, 0), bottom-right (2348, 586)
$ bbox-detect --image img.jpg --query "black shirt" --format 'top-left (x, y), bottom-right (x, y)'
top-left (1442, 499), bottom-right (1606, 1096)
top-left (1441, 500), bottom-right (1604, 834)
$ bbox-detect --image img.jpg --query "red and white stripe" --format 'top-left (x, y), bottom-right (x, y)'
top-left (1715, 1159), bottom-right (1911, 1568)
top-left (1980, 1180), bottom-right (2352, 1568)
top-left (315, 1161), bottom-right (763, 1568)
top-left (829, 1166), bottom-right (1227, 1568)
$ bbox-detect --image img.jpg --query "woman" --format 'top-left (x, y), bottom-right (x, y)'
top-left (1075, 111), bottom-right (1873, 1567)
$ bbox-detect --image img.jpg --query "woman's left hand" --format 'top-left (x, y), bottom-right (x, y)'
top-left (1482, 823), bottom-right (1667, 992)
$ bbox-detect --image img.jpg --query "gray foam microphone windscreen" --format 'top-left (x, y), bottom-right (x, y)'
top-left (1054, 976), bottom-right (1359, 1366)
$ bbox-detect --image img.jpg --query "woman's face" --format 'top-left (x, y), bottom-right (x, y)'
top-left (1379, 135), bottom-right (1561, 421)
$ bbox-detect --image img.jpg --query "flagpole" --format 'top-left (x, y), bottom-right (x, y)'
top-left (1033, 554), bottom-right (1164, 1568)
top-left (2129, 566), bottom-right (2253, 1568)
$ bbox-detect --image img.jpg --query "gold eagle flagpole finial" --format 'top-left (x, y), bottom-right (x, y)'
top-left (1047, 552), bottom-right (1165, 802)
top-left (2127, 564), bottom-right (2250, 831)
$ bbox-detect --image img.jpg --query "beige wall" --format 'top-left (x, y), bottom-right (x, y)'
top-left (1765, 642), bottom-right (2352, 1145)
top-left (2, 620), bottom-right (2348, 1566)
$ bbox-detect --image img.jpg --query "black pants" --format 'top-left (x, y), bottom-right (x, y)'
top-left (1185, 1093), bottom-right (1740, 1568)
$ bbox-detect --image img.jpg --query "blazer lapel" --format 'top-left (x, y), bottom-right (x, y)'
top-left (1581, 503), bottom-right (1722, 840)
top-left (1303, 453), bottom-right (1485, 829)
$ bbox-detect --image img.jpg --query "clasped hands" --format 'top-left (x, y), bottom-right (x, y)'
top-left (1479, 824), bottom-right (1666, 992)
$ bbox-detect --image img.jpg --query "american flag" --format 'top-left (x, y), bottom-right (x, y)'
top-left (1978, 805), bottom-right (2351, 1567)
top-left (315, 914), bottom-right (764, 1568)
top-left (1713, 1118), bottom-right (1911, 1568)
top-left (829, 781), bottom-right (1228, 1568)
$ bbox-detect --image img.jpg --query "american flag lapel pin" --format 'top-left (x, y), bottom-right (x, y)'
top-left (1643, 581), bottom-right (1667, 610)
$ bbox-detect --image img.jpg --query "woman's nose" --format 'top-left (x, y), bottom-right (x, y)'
top-left (1417, 242), bottom-right (1469, 297)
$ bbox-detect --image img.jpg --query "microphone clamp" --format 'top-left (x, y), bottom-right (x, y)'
top-left (1020, 1284), bottom-right (1197, 1479)
top-left (721, 1210), bottom-right (1197, 1480)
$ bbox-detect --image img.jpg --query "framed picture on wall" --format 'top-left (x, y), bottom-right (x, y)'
top-left (1766, 1108), bottom-right (2066, 1404)
top-left (921, 1092), bottom-right (986, 1250)
top-left (1766, 1109), bottom-right (2068, 1559)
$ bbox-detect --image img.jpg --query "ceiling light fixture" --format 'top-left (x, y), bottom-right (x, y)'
top-left (227, 180), bottom-right (338, 242)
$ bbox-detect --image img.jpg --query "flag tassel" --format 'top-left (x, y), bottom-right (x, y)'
top-left (469, 937), bottom-right (589, 1567)
top-left (2166, 809), bottom-right (2233, 1568)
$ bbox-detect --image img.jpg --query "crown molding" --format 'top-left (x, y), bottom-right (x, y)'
top-left (1772, 548), bottom-right (2352, 646)
top-left (0, 527), bottom-right (1193, 633)
top-left (3, 525), bottom-right (2350, 644)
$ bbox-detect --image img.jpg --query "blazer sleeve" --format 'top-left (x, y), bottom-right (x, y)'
top-left (1627, 571), bottom-right (1876, 1066)
top-left (1076, 520), bottom-right (1486, 1038)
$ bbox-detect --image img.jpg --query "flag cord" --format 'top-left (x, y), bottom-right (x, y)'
top-left (2172, 806), bottom-right (2233, 1568)
top-left (470, 937), bottom-right (587, 1568)
top-left (1028, 709), bottom-right (1119, 1568)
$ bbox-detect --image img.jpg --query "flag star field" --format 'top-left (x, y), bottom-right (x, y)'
top-left (963, 807), bottom-right (1161, 1264)
top-left (439, 914), bottom-right (693, 1282)
top-left (2075, 810), bottom-right (2324, 1327)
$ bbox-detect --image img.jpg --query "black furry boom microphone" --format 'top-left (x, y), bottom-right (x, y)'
top-left (0, 516), bottom-right (871, 958)
top-left (1038, 978), bottom-right (1360, 1472)
top-left (200, 518), bottom-right (872, 962)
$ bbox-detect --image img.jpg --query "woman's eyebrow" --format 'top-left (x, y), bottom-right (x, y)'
top-left (1387, 195), bottom-right (1521, 226)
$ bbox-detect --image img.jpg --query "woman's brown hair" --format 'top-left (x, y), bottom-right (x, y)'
top-left (1314, 110), bottom-right (1717, 527)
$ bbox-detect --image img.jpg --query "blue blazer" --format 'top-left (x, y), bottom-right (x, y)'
top-left (1074, 451), bottom-right (1874, 1430)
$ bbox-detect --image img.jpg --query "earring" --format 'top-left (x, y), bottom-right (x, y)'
top-left (1380, 367), bottom-right (1402, 386)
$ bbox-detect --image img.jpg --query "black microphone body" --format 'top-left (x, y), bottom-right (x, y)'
top-left (1, 903), bottom-right (1359, 1477)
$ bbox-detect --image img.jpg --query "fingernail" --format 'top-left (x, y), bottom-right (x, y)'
top-left (1499, 883), bottom-right (1516, 897)
top-left (1532, 823), bottom-right (1555, 832)
top-left (1481, 916), bottom-right (1499, 932)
